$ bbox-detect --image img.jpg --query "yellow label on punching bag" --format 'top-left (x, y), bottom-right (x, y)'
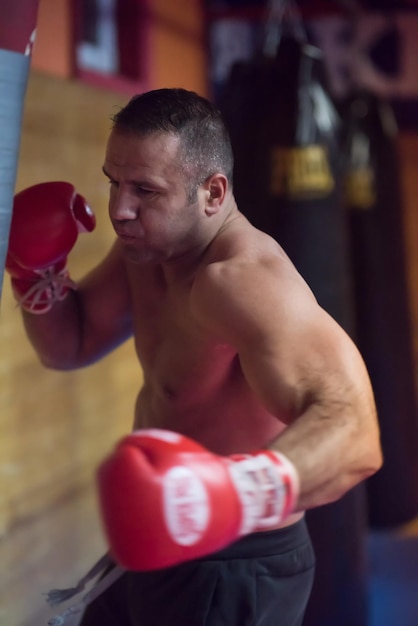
top-left (344, 167), bottom-right (376, 210)
top-left (270, 145), bottom-right (335, 199)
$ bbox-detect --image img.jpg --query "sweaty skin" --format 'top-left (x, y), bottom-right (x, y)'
top-left (19, 129), bottom-right (382, 530)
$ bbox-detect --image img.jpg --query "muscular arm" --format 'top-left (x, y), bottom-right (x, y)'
top-left (21, 240), bottom-right (134, 370)
top-left (192, 252), bottom-right (382, 512)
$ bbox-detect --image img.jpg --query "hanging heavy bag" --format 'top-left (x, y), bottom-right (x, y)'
top-left (219, 35), bottom-right (354, 329)
top-left (342, 90), bottom-right (418, 529)
top-left (217, 16), bottom-right (368, 626)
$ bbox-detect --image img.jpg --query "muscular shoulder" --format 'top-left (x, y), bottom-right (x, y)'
top-left (191, 218), bottom-right (316, 341)
top-left (200, 213), bottom-right (296, 283)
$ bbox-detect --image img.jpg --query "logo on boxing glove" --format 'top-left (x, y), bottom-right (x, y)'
top-left (163, 466), bottom-right (210, 546)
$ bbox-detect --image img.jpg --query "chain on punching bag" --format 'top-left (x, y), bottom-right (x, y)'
top-left (342, 91), bottom-right (418, 529)
top-left (217, 3), bottom-right (369, 625)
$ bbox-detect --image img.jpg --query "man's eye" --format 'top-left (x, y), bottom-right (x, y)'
top-left (136, 187), bottom-right (154, 196)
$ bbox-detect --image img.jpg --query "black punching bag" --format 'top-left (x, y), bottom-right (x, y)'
top-left (218, 31), bottom-right (369, 626)
top-left (342, 91), bottom-right (418, 529)
top-left (219, 37), bottom-right (353, 328)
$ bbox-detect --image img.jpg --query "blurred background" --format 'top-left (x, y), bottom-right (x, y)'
top-left (0, 0), bottom-right (417, 624)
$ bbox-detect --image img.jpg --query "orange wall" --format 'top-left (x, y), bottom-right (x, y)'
top-left (31, 0), bottom-right (208, 95)
top-left (150, 0), bottom-right (208, 95)
top-left (31, 0), bottom-right (73, 78)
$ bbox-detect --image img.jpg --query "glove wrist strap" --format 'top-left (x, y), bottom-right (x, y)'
top-left (228, 450), bottom-right (299, 536)
top-left (11, 266), bottom-right (77, 314)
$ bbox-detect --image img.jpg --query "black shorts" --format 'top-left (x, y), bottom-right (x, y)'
top-left (80, 519), bottom-right (315, 626)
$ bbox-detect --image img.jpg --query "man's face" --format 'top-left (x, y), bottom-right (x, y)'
top-left (103, 129), bottom-right (204, 264)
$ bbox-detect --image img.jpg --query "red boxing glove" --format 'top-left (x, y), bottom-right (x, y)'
top-left (97, 429), bottom-right (299, 571)
top-left (6, 181), bottom-right (95, 313)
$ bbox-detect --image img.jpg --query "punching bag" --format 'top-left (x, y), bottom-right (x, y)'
top-left (0, 0), bottom-right (39, 302)
top-left (219, 36), bottom-right (353, 329)
top-left (342, 90), bottom-right (418, 528)
top-left (218, 20), bottom-right (369, 626)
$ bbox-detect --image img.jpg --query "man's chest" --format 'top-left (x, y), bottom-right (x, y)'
top-left (129, 272), bottom-right (236, 391)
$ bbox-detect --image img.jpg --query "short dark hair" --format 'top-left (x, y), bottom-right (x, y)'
top-left (111, 88), bottom-right (234, 199)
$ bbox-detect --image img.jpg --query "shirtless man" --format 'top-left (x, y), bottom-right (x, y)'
top-left (6, 88), bottom-right (382, 626)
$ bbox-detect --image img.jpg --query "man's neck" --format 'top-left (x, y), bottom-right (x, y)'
top-left (160, 199), bottom-right (239, 284)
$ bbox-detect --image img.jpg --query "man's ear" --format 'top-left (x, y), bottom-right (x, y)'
top-left (204, 173), bottom-right (228, 216)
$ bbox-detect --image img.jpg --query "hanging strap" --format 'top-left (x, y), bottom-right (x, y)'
top-left (45, 553), bottom-right (126, 626)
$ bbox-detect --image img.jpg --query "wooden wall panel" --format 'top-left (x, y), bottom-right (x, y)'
top-left (0, 71), bottom-right (141, 626)
top-left (0, 70), bottom-right (140, 531)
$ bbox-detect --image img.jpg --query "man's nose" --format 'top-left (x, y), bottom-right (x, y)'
top-left (109, 189), bottom-right (138, 221)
